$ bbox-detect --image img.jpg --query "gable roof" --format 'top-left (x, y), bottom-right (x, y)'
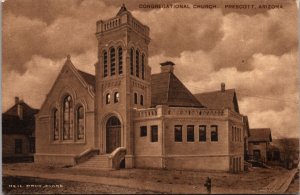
top-left (2, 101), bottom-right (39, 135)
top-left (194, 89), bottom-right (240, 113)
top-left (151, 72), bottom-right (204, 108)
top-left (38, 57), bottom-right (96, 113)
top-left (249, 128), bottom-right (272, 142)
top-left (4, 101), bottom-right (39, 118)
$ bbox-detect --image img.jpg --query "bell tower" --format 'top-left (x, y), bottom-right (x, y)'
top-left (94, 4), bottom-right (151, 168)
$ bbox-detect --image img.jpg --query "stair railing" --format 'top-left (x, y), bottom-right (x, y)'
top-left (74, 148), bottom-right (99, 165)
top-left (108, 147), bottom-right (126, 169)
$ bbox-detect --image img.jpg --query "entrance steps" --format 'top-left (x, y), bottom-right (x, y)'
top-left (74, 155), bottom-right (112, 170)
top-left (73, 147), bottom-right (127, 170)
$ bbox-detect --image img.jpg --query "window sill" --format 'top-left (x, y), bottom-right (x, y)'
top-left (51, 141), bottom-right (86, 145)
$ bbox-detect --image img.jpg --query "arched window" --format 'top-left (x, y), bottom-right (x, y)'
top-left (136, 50), bottom-right (140, 77)
top-left (140, 95), bottom-right (144, 106)
top-left (130, 48), bottom-right (134, 75)
top-left (118, 47), bottom-right (123, 75)
top-left (103, 50), bottom-right (108, 77)
top-left (63, 95), bottom-right (73, 140)
top-left (114, 92), bottom-right (120, 103)
top-left (76, 106), bottom-right (84, 140)
top-left (110, 47), bottom-right (116, 76)
top-left (53, 108), bottom-right (59, 140)
top-left (142, 54), bottom-right (145, 80)
top-left (134, 93), bottom-right (138, 104)
top-left (106, 93), bottom-right (111, 104)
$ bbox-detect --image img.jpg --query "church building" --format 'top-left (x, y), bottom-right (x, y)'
top-left (35, 5), bottom-right (245, 172)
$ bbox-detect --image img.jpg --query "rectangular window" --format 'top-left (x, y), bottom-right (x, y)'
top-left (199, 125), bottom-right (206, 142)
top-left (118, 48), bottom-right (123, 74)
top-left (130, 49), bottom-right (134, 75)
top-left (136, 50), bottom-right (140, 77)
top-left (142, 54), bottom-right (145, 80)
top-left (15, 139), bottom-right (22, 154)
top-left (140, 126), bottom-right (147, 137)
top-left (151, 125), bottom-right (158, 142)
top-left (110, 48), bottom-right (116, 76)
top-left (103, 51), bottom-right (108, 77)
top-left (232, 126), bottom-right (234, 142)
top-left (174, 125), bottom-right (182, 142)
top-left (187, 125), bottom-right (194, 142)
top-left (234, 127), bottom-right (237, 141)
top-left (211, 125), bottom-right (218, 142)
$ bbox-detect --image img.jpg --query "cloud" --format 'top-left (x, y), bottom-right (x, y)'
top-left (245, 105), bottom-right (299, 139)
top-left (211, 4), bottom-right (298, 71)
top-left (3, 0), bottom-right (299, 139)
top-left (133, 7), bottom-right (224, 57)
top-left (2, 50), bottom-right (96, 112)
top-left (2, 56), bottom-right (63, 111)
top-left (3, 0), bottom-right (117, 74)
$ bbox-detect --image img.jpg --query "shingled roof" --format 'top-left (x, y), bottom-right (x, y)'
top-left (248, 128), bottom-right (272, 142)
top-left (194, 89), bottom-right (240, 113)
top-left (77, 69), bottom-right (95, 88)
top-left (151, 72), bottom-right (204, 108)
top-left (3, 101), bottom-right (39, 135)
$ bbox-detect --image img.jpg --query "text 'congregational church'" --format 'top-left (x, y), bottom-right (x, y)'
top-left (35, 4), bottom-right (246, 172)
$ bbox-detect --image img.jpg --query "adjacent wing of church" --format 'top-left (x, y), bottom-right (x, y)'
top-left (35, 5), bottom-right (245, 172)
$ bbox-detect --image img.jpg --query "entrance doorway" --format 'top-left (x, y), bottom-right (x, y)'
top-left (106, 116), bottom-right (121, 153)
top-left (253, 150), bottom-right (261, 161)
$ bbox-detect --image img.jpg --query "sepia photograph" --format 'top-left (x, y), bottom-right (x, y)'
top-left (2, 0), bottom-right (299, 194)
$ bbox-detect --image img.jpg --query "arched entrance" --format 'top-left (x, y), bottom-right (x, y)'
top-left (106, 116), bottom-right (121, 153)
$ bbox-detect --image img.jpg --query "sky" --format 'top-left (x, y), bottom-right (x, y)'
top-left (2, 0), bottom-right (299, 138)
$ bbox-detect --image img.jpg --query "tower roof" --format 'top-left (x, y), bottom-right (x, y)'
top-left (151, 72), bottom-right (204, 108)
top-left (116, 4), bottom-right (128, 16)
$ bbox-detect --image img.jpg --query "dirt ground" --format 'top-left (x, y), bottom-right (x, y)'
top-left (2, 163), bottom-right (296, 194)
top-left (286, 173), bottom-right (299, 194)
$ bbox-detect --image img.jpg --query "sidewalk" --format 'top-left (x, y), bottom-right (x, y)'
top-left (259, 168), bottom-right (298, 194)
top-left (3, 169), bottom-right (255, 194)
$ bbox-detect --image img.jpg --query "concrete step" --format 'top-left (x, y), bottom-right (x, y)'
top-left (75, 155), bottom-right (111, 169)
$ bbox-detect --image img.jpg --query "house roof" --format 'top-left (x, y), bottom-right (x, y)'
top-left (4, 102), bottom-right (39, 118)
top-left (194, 89), bottom-right (240, 113)
top-left (151, 72), bottom-right (204, 108)
top-left (2, 101), bottom-right (39, 135)
top-left (248, 128), bottom-right (272, 142)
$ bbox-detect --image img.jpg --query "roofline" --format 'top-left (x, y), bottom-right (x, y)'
top-left (194, 88), bottom-right (236, 96)
top-left (249, 128), bottom-right (271, 130)
top-left (38, 59), bottom-right (95, 114)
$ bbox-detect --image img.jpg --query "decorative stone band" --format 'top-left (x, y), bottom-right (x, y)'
top-left (135, 106), bottom-right (243, 121)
